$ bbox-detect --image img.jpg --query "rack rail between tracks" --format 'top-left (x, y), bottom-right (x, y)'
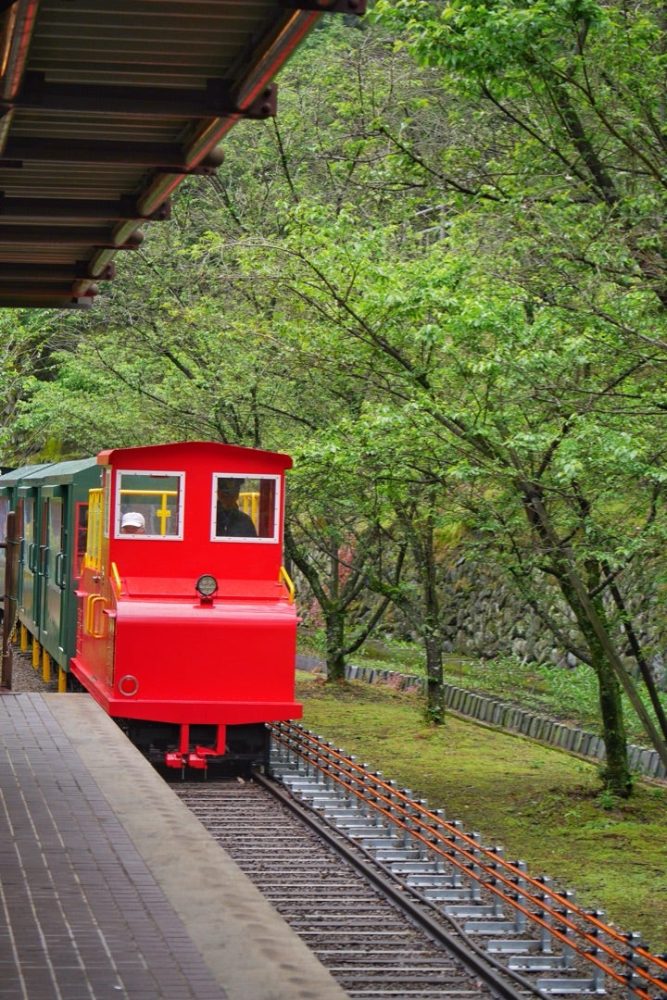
top-left (269, 722), bottom-right (667, 1000)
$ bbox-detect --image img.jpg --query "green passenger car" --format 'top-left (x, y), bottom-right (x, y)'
top-left (0, 458), bottom-right (101, 684)
top-left (0, 463), bottom-right (52, 617)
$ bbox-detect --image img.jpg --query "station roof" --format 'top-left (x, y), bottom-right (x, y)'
top-left (0, 0), bottom-right (364, 309)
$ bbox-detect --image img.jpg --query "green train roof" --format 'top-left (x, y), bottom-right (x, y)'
top-left (0, 457), bottom-right (99, 488)
top-left (0, 462), bottom-right (55, 485)
top-left (22, 457), bottom-right (99, 486)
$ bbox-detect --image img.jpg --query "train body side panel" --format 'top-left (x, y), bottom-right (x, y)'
top-left (71, 595), bottom-right (300, 725)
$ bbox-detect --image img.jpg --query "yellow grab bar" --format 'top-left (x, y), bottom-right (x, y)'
top-left (85, 594), bottom-right (94, 634)
top-left (85, 595), bottom-right (106, 638)
top-left (279, 566), bottom-right (296, 604)
top-left (110, 562), bottom-right (122, 594)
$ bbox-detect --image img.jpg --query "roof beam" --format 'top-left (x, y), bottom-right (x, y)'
top-left (0, 225), bottom-right (144, 246)
top-left (0, 262), bottom-right (115, 282)
top-left (2, 72), bottom-right (277, 119)
top-left (0, 138), bottom-right (224, 172)
top-left (0, 195), bottom-right (171, 222)
top-left (281, 0), bottom-right (366, 10)
top-left (0, 294), bottom-right (93, 308)
top-left (0, 282), bottom-right (98, 297)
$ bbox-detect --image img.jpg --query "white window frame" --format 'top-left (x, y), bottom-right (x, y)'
top-left (103, 468), bottom-right (111, 539)
top-left (210, 472), bottom-right (280, 544)
top-left (114, 469), bottom-right (185, 541)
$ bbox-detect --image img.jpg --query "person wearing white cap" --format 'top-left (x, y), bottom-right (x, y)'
top-left (120, 512), bottom-right (146, 535)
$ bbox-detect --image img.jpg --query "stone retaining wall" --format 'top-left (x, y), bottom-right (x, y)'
top-left (296, 654), bottom-right (666, 781)
top-left (438, 553), bottom-right (666, 687)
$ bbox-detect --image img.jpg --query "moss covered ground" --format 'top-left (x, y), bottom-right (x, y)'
top-left (296, 674), bottom-right (667, 950)
top-left (312, 637), bottom-right (667, 747)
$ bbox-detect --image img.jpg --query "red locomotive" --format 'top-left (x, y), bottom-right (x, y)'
top-left (69, 440), bottom-right (301, 770)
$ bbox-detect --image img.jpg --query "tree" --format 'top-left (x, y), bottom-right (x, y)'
top-left (10, 12), bottom-right (667, 793)
top-left (238, 207), bottom-right (667, 793)
top-left (373, 0), bottom-right (667, 323)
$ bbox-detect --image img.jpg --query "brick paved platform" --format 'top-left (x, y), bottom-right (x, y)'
top-left (0, 693), bottom-right (347, 1000)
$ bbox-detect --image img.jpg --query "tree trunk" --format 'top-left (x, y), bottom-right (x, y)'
top-left (324, 607), bottom-right (347, 683)
top-left (590, 641), bottom-right (631, 796)
top-left (413, 514), bottom-right (445, 725)
top-left (520, 485), bottom-right (654, 794)
top-left (424, 627), bottom-right (445, 724)
top-left (557, 575), bottom-right (632, 796)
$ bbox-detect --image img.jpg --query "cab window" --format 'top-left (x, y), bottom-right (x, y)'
top-left (212, 475), bottom-right (279, 542)
top-left (115, 471), bottom-right (184, 539)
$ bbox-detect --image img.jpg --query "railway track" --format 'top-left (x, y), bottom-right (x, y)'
top-left (175, 724), bottom-right (667, 1000)
top-left (175, 778), bottom-right (524, 1000)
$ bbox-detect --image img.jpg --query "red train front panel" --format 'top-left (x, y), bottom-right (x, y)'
top-left (71, 441), bottom-right (301, 769)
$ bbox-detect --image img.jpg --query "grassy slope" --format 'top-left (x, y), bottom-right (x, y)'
top-left (339, 643), bottom-right (667, 747)
top-left (296, 675), bottom-right (667, 950)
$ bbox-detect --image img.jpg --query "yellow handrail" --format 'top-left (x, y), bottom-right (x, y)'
top-left (110, 562), bottom-right (122, 594)
top-left (279, 566), bottom-right (296, 604)
top-left (90, 596), bottom-right (106, 638)
top-left (84, 488), bottom-right (104, 571)
top-left (85, 594), bottom-right (105, 635)
top-left (120, 490), bottom-right (178, 496)
top-left (120, 488), bottom-right (177, 536)
top-left (239, 491), bottom-right (260, 529)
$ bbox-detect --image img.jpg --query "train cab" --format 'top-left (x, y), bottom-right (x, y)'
top-left (71, 441), bottom-right (301, 770)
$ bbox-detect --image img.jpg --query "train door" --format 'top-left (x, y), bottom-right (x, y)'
top-left (19, 492), bottom-right (38, 629)
top-left (73, 501), bottom-right (88, 583)
top-left (75, 485), bottom-right (111, 687)
top-left (38, 492), bottom-right (66, 660)
top-left (60, 499), bottom-right (89, 671)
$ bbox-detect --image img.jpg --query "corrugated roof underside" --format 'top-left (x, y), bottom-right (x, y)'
top-left (0, 0), bottom-right (319, 306)
top-left (33, 0), bottom-right (277, 87)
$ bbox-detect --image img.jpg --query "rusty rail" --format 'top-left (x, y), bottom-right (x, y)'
top-left (271, 722), bottom-right (667, 1000)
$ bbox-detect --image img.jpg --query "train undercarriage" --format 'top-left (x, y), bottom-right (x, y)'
top-left (117, 718), bottom-right (271, 776)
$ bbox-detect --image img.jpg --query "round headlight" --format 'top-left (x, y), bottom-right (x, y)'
top-left (195, 574), bottom-right (218, 598)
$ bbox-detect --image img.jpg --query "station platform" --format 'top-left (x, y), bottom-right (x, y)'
top-left (0, 693), bottom-right (348, 1000)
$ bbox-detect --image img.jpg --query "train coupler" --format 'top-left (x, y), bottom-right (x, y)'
top-left (165, 750), bottom-right (187, 769)
top-left (164, 724), bottom-right (227, 771)
top-left (163, 748), bottom-right (212, 770)
top-left (163, 749), bottom-right (224, 770)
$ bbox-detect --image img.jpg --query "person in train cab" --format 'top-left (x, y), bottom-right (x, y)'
top-left (120, 512), bottom-right (146, 535)
top-left (215, 478), bottom-right (257, 538)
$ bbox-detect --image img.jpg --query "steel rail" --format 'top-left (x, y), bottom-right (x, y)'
top-left (253, 768), bottom-right (534, 1000)
top-left (276, 724), bottom-right (667, 969)
top-left (276, 725), bottom-right (667, 997)
top-left (271, 722), bottom-right (667, 1000)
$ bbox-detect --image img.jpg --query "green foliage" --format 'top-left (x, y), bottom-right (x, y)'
top-left (376, 0), bottom-right (606, 80)
top-left (596, 786), bottom-right (621, 812)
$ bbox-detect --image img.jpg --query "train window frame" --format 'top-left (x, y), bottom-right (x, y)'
top-left (0, 494), bottom-right (8, 544)
top-left (114, 469), bottom-right (185, 541)
top-left (210, 473), bottom-right (280, 544)
top-left (103, 468), bottom-right (111, 539)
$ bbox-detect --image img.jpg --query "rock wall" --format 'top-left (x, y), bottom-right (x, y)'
top-left (438, 553), bottom-right (667, 689)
